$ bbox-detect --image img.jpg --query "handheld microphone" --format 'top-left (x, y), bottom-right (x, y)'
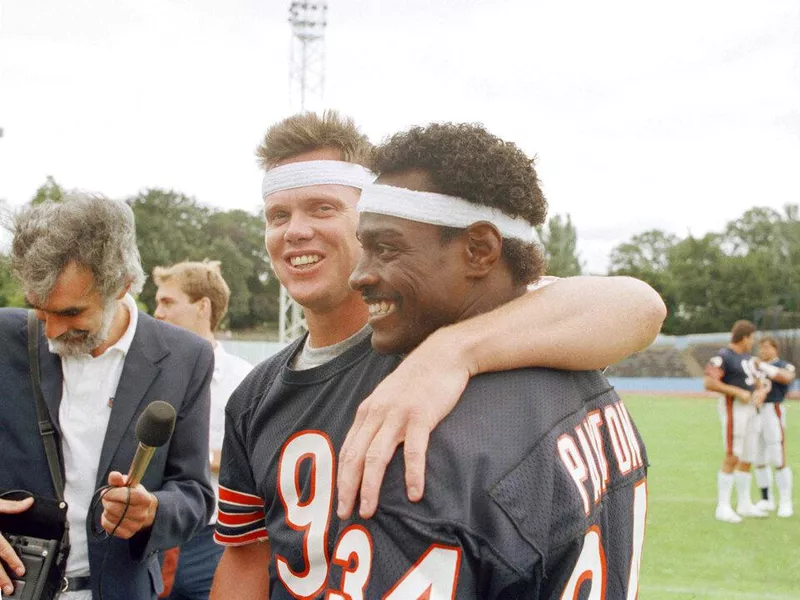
top-left (126, 401), bottom-right (177, 487)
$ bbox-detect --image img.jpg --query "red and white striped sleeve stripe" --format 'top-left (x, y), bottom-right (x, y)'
top-left (214, 485), bottom-right (268, 546)
top-left (218, 485), bottom-right (264, 508)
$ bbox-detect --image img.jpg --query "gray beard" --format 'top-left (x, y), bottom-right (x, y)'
top-left (49, 298), bottom-right (119, 357)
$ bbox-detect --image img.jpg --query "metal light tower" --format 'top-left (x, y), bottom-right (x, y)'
top-left (279, 1), bottom-right (328, 342)
top-left (288, 1), bottom-right (327, 113)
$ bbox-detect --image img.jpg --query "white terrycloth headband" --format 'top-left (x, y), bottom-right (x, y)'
top-left (261, 160), bottom-right (376, 199)
top-left (357, 184), bottom-right (539, 243)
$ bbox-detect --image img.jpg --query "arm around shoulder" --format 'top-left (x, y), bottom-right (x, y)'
top-left (439, 274), bottom-right (667, 375)
top-left (335, 275), bottom-right (666, 519)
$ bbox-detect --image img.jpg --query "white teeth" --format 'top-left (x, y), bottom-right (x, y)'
top-left (290, 254), bottom-right (321, 266)
top-left (368, 301), bottom-right (396, 316)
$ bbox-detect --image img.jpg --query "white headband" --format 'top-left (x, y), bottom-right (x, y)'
top-left (261, 160), bottom-right (376, 199)
top-left (357, 184), bottom-right (539, 243)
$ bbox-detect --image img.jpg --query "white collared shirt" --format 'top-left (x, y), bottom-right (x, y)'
top-left (57, 294), bottom-right (138, 597)
top-left (209, 343), bottom-right (253, 523)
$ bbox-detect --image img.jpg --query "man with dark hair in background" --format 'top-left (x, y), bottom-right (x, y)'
top-left (0, 194), bottom-right (215, 599)
top-left (212, 116), bottom-right (658, 598)
top-left (152, 260), bottom-right (253, 599)
top-left (753, 337), bottom-right (796, 517)
top-left (705, 319), bottom-right (769, 522)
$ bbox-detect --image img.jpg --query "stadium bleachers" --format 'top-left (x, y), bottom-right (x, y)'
top-left (605, 333), bottom-right (799, 380)
top-left (690, 344), bottom-right (724, 372)
top-left (605, 346), bottom-right (693, 378)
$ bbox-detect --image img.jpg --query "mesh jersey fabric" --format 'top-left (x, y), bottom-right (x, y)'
top-left (216, 334), bottom-right (648, 599)
top-left (764, 359), bottom-right (794, 403)
top-left (706, 347), bottom-right (759, 392)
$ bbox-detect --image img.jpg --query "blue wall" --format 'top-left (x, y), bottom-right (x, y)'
top-left (220, 341), bottom-right (799, 394)
top-left (608, 376), bottom-right (799, 393)
top-left (608, 377), bottom-right (706, 392)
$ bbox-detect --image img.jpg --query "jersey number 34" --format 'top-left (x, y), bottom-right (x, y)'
top-left (276, 431), bottom-right (461, 600)
top-left (277, 430), bottom-right (646, 599)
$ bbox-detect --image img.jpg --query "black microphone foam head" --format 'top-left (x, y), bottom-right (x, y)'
top-left (136, 401), bottom-right (177, 447)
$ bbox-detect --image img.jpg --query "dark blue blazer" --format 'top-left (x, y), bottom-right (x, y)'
top-left (0, 308), bottom-right (215, 600)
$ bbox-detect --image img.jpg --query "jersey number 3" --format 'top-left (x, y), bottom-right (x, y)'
top-left (276, 431), bottom-right (461, 600)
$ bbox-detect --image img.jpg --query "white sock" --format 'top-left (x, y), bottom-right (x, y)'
top-left (734, 471), bottom-right (754, 508)
top-left (754, 466), bottom-right (773, 501)
top-left (776, 467), bottom-right (793, 505)
top-left (718, 471), bottom-right (735, 508)
top-left (754, 466), bottom-right (771, 489)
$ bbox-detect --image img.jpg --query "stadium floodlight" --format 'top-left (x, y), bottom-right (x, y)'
top-left (278, 1), bottom-right (328, 342)
top-left (287, 1), bottom-right (327, 112)
top-left (288, 1), bottom-right (328, 41)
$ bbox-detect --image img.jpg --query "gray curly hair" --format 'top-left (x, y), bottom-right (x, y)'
top-left (11, 193), bottom-right (145, 302)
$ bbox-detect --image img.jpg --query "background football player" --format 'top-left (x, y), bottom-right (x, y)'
top-left (753, 337), bottom-right (796, 517)
top-left (704, 320), bottom-right (769, 522)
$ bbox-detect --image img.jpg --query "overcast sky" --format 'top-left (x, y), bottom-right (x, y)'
top-left (1, 0), bottom-right (798, 272)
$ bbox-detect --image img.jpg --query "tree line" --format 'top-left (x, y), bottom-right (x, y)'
top-left (1, 178), bottom-right (280, 333)
top-left (608, 205), bottom-right (800, 334)
top-left (1, 177), bottom-right (797, 336)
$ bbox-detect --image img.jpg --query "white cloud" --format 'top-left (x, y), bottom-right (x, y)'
top-left (0, 0), bottom-right (797, 272)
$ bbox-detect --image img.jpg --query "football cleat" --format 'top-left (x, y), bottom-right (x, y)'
top-left (737, 504), bottom-right (769, 518)
top-left (755, 499), bottom-right (776, 512)
top-left (777, 504), bottom-right (793, 518)
top-left (715, 505), bottom-right (743, 523)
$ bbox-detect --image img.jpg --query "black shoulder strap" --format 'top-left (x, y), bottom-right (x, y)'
top-left (27, 310), bottom-right (65, 501)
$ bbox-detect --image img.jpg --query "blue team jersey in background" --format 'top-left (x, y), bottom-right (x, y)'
top-left (706, 347), bottom-right (759, 394)
top-left (764, 359), bottom-right (796, 403)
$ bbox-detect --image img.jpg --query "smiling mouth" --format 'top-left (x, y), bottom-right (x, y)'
top-left (367, 300), bottom-right (397, 318)
top-left (289, 254), bottom-right (321, 268)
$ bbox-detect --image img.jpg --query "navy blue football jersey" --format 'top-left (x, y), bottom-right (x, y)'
top-left (705, 347), bottom-right (760, 395)
top-left (763, 359), bottom-right (796, 403)
top-left (216, 334), bottom-right (648, 599)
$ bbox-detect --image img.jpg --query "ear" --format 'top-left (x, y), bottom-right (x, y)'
top-left (115, 280), bottom-right (132, 300)
top-left (463, 222), bottom-right (503, 279)
top-left (199, 297), bottom-right (212, 319)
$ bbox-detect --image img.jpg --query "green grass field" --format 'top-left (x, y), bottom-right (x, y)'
top-left (624, 394), bottom-right (800, 599)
